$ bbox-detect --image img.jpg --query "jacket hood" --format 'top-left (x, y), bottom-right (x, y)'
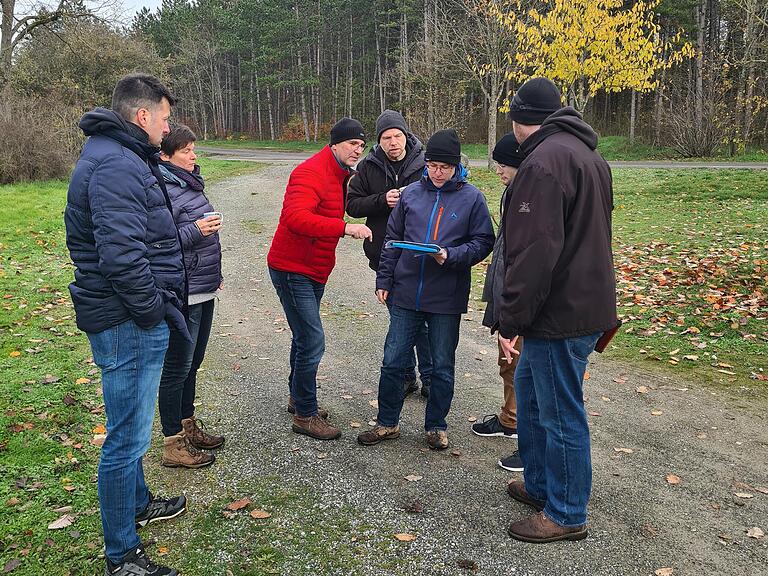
top-left (521, 107), bottom-right (598, 154)
top-left (79, 108), bottom-right (158, 161)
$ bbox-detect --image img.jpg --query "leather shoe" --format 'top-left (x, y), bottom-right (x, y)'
top-left (508, 512), bottom-right (587, 543)
top-left (506, 480), bottom-right (545, 511)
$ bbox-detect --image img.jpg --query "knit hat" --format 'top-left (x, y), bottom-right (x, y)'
top-left (330, 117), bottom-right (366, 145)
top-left (375, 110), bottom-right (409, 142)
top-left (508, 77), bottom-right (562, 125)
top-left (425, 129), bottom-right (461, 166)
top-left (492, 133), bottom-right (526, 168)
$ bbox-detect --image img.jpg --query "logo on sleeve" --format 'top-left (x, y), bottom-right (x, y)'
top-left (519, 202), bottom-right (531, 213)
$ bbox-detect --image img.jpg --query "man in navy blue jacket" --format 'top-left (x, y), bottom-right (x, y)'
top-left (65, 74), bottom-right (188, 576)
top-left (357, 129), bottom-right (494, 451)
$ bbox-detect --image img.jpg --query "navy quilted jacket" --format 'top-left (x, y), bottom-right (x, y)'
top-left (159, 163), bottom-right (222, 296)
top-left (64, 108), bottom-right (186, 334)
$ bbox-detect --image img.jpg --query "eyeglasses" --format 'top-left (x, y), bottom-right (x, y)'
top-left (426, 162), bottom-right (454, 173)
top-left (346, 141), bottom-right (367, 152)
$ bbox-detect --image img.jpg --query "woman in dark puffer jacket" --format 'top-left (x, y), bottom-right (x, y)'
top-left (157, 125), bottom-right (225, 469)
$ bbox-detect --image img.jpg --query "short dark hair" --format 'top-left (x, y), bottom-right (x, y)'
top-left (111, 73), bottom-right (177, 122)
top-left (161, 124), bottom-right (197, 156)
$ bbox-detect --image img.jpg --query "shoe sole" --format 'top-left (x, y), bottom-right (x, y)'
top-left (136, 502), bottom-right (188, 529)
top-left (497, 459), bottom-right (524, 472)
top-left (161, 458), bottom-right (215, 469)
top-left (507, 526), bottom-right (588, 543)
top-left (291, 424), bottom-right (341, 440)
top-left (190, 439), bottom-right (225, 450)
top-left (472, 429), bottom-right (518, 439)
top-left (357, 431), bottom-right (401, 446)
top-left (506, 484), bottom-right (546, 511)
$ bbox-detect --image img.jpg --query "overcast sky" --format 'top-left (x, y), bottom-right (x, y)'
top-left (122, 0), bottom-right (163, 15)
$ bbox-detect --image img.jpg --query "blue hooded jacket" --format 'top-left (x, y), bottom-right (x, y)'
top-left (64, 108), bottom-right (187, 335)
top-left (377, 167), bottom-right (495, 314)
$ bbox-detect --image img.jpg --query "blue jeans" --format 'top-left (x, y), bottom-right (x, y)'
top-left (514, 333), bottom-right (601, 527)
top-left (386, 300), bottom-right (432, 385)
top-left (377, 305), bottom-right (460, 431)
top-left (158, 299), bottom-right (215, 436)
top-left (87, 319), bottom-right (170, 563)
top-left (269, 268), bottom-right (325, 417)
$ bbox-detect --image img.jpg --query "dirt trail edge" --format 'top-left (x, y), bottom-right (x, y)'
top-left (148, 165), bottom-right (768, 576)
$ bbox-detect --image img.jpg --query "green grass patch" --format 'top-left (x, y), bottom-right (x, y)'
top-left (470, 167), bottom-right (768, 395)
top-left (195, 158), bottom-right (265, 183)
top-left (199, 139), bottom-right (325, 154)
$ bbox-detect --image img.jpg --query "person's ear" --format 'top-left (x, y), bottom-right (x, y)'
top-left (135, 107), bottom-right (150, 129)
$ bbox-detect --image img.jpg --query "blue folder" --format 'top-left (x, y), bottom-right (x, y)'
top-left (386, 240), bottom-right (441, 254)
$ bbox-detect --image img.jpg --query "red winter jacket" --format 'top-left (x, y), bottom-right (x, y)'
top-left (267, 146), bottom-right (349, 284)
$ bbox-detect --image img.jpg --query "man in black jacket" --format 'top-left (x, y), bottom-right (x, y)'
top-left (65, 74), bottom-right (187, 576)
top-left (347, 110), bottom-right (432, 397)
top-left (497, 78), bottom-right (619, 543)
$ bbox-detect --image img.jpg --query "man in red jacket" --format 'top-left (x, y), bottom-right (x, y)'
top-left (267, 118), bottom-right (372, 440)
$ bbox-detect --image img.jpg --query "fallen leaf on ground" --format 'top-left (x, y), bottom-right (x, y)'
top-left (225, 498), bottom-right (251, 511)
top-left (349, 421), bottom-right (361, 428)
top-left (655, 569), bottom-right (674, 576)
top-left (62, 394), bottom-right (77, 406)
top-left (368, 420), bottom-right (377, 426)
top-left (3, 559), bottom-right (21, 572)
top-left (404, 500), bottom-right (424, 513)
top-left (6, 497), bottom-right (20, 506)
top-left (583, 371), bottom-right (590, 380)
top-left (696, 432), bottom-right (707, 439)
top-left (9, 351), bottom-right (21, 358)
top-left (746, 527), bottom-right (764, 539)
top-left (451, 449), bottom-right (461, 457)
top-left (317, 452), bottom-right (328, 459)
top-left (614, 448), bottom-right (634, 454)
top-left (601, 396), bottom-right (611, 402)
top-left (636, 386), bottom-right (650, 394)
top-left (467, 416), bottom-right (477, 423)
top-left (90, 435), bottom-right (106, 447)
top-left (404, 474), bottom-right (423, 482)
top-left (157, 547), bottom-right (169, 556)
top-left (53, 506), bottom-right (72, 514)
top-left (734, 493), bottom-right (754, 499)
top-left (755, 487), bottom-right (768, 495)
top-left (651, 410), bottom-right (664, 416)
top-left (48, 514), bottom-right (74, 530)
top-left (92, 424), bottom-right (106, 434)
top-left (665, 474), bottom-right (681, 485)
top-left (250, 509), bottom-right (271, 519)
top-left (394, 533), bottom-right (416, 542)
top-left (340, 395), bottom-right (353, 400)
top-left (588, 411), bottom-right (602, 417)
top-left (75, 377), bottom-right (91, 385)
top-left (361, 388), bottom-right (373, 395)
top-left (368, 399), bottom-right (378, 408)
top-left (457, 559), bottom-right (478, 570)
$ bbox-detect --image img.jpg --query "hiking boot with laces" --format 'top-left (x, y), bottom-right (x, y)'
top-left (182, 416), bottom-right (225, 450)
top-left (105, 544), bottom-right (178, 576)
top-left (135, 492), bottom-right (187, 528)
top-left (161, 433), bottom-right (215, 469)
top-left (287, 396), bottom-right (329, 419)
top-left (471, 414), bottom-right (517, 439)
top-left (292, 414), bottom-right (341, 440)
top-left (425, 429), bottom-right (449, 450)
top-left (357, 423), bottom-right (401, 446)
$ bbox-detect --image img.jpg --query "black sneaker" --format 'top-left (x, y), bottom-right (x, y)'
top-left (420, 379), bottom-right (431, 398)
top-left (498, 450), bottom-right (524, 472)
top-left (135, 493), bottom-right (187, 529)
top-left (471, 414), bottom-right (518, 439)
top-left (105, 544), bottom-right (178, 576)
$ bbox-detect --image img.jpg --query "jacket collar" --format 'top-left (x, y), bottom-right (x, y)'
top-left (79, 107), bottom-right (159, 162)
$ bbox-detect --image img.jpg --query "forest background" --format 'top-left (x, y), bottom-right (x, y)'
top-left (2, 0), bottom-right (768, 183)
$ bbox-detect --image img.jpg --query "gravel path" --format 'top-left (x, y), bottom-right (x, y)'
top-left (196, 146), bottom-right (768, 170)
top-left (154, 165), bottom-right (768, 576)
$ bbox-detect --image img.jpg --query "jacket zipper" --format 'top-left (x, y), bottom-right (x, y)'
top-left (433, 206), bottom-right (444, 241)
top-left (415, 190), bottom-right (441, 310)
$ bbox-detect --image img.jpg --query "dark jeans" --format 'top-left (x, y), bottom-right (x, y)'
top-left (377, 304), bottom-right (460, 431)
top-left (86, 319), bottom-right (169, 563)
top-left (514, 333), bottom-right (601, 527)
top-left (158, 299), bottom-right (215, 436)
top-left (386, 300), bottom-right (433, 384)
top-left (269, 267), bottom-right (325, 417)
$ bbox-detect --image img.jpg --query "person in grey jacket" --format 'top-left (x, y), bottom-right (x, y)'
top-left (157, 124), bottom-right (225, 469)
top-left (472, 134), bottom-right (526, 472)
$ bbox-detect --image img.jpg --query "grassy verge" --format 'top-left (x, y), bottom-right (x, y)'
top-left (470, 167), bottom-right (768, 396)
top-left (0, 159), bottom-right (265, 575)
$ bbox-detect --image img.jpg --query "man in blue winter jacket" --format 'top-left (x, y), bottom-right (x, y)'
top-left (65, 73), bottom-right (188, 576)
top-left (357, 129), bottom-right (494, 450)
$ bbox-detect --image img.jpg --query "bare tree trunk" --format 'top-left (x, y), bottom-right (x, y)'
top-left (695, 0), bottom-right (706, 130)
top-left (629, 89), bottom-right (636, 144)
top-left (375, 18), bottom-right (385, 113)
top-left (267, 87), bottom-right (275, 140)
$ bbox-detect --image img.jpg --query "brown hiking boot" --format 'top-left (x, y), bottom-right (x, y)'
top-left (506, 480), bottom-right (546, 511)
top-left (507, 512), bottom-right (588, 543)
top-left (162, 433), bottom-right (215, 469)
top-left (425, 429), bottom-right (449, 450)
top-left (357, 424), bottom-right (401, 446)
top-left (287, 396), bottom-right (329, 419)
top-left (182, 417), bottom-right (225, 450)
top-left (292, 414), bottom-right (341, 440)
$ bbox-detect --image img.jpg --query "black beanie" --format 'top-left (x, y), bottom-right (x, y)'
top-left (425, 129), bottom-right (461, 165)
top-left (375, 110), bottom-right (409, 141)
top-left (509, 77), bottom-right (562, 125)
top-left (330, 117), bottom-right (366, 145)
top-left (492, 133), bottom-right (526, 168)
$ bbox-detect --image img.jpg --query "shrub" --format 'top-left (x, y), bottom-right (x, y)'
top-left (0, 89), bottom-right (80, 184)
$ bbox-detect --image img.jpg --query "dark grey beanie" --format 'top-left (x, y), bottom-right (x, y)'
top-left (330, 117), bottom-right (366, 145)
top-left (425, 129), bottom-right (461, 166)
top-left (492, 133), bottom-right (526, 168)
top-left (375, 110), bottom-right (409, 141)
top-left (508, 77), bottom-right (562, 125)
